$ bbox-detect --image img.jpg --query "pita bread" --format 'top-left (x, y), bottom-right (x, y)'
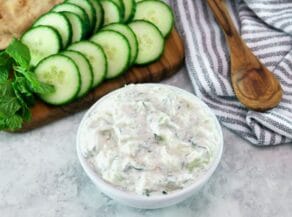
top-left (0, 0), bottom-right (63, 50)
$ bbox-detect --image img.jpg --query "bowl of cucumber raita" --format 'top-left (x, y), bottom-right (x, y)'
top-left (76, 84), bottom-right (223, 209)
top-left (20, 0), bottom-right (174, 105)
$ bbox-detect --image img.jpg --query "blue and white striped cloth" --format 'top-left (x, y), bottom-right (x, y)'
top-left (168, 0), bottom-right (292, 145)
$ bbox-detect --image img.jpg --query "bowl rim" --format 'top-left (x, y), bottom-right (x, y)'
top-left (76, 83), bottom-right (224, 202)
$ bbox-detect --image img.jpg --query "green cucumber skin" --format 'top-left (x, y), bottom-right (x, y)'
top-left (52, 3), bottom-right (91, 37)
top-left (88, 0), bottom-right (104, 33)
top-left (98, 4), bottom-right (105, 31)
top-left (100, 0), bottom-right (122, 26)
top-left (91, 30), bottom-right (131, 79)
top-left (21, 26), bottom-right (62, 67)
top-left (21, 25), bottom-right (62, 50)
top-left (62, 50), bottom-right (94, 98)
top-left (105, 30), bottom-right (131, 79)
top-left (35, 54), bottom-right (81, 105)
top-left (68, 41), bottom-right (108, 88)
top-left (90, 41), bottom-right (108, 85)
top-left (103, 23), bottom-right (138, 65)
top-left (134, 0), bottom-right (174, 37)
top-left (122, 0), bottom-right (136, 23)
top-left (33, 12), bottom-right (73, 48)
top-left (66, 15), bottom-right (74, 45)
top-left (111, 0), bottom-right (125, 19)
top-left (66, 0), bottom-right (97, 34)
top-left (21, 25), bottom-right (62, 47)
top-left (97, 1), bottom-right (105, 31)
top-left (128, 20), bottom-right (165, 66)
top-left (61, 11), bottom-right (86, 42)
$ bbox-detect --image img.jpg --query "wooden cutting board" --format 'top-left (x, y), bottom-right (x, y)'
top-left (19, 29), bottom-right (185, 132)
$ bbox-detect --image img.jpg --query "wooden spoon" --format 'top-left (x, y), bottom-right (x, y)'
top-left (207, 0), bottom-right (282, 111)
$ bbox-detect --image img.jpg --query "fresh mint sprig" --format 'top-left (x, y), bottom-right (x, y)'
top-left (0, 38), bottom-right (54, 131)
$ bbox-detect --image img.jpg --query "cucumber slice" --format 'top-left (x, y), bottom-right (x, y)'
top-left (88, 0), bottom-right (104, 32)
top-left (68, 41), bottom-right (107, 87)
top-left (103, 23), bottom-right (138, 65)
top-left (61, 11), bottom-right (85, 43)
top-left (21, 26), bottom-right (61, 67)
top-left (111, 0), bottom-right (125, 18)
top-left (63, 50), bottom-right (93, 98)
top-left (33, 12), bottom-right (72, 48)
top-left (128, 20), bottom-right (164, 65)
top-left (67, 0), bottom-right (96, 33)
top-left (100, 0), bottom-right (121, 26)
top-left (133, 0), bottom-right (174, 37)
top-left (35, 54), bottom-right (81, 105)
top-left (52, 3), bottom-right (90, 36)
top-left (91, 30), bottom-right (130, 79)
top-left (122, 0), bottom-right (136, 23)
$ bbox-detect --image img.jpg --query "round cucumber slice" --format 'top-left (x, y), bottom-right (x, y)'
top-left (128, 20), bottom-right (165, 65)
top-left (52, 3), bottom-right (90, 36)
top-left (61, 11), bottom-right (85, 43)
top-left (133, 0), bottom-right (174, 37)
top-left (35, 54), bottom-right (81, 105)
top-left (111, 0), bottom-right (125, 18)
top-left (68, 41), bottom-right (107, 87)
top-left (67, 0), bottom-right (96, 33)
top-left (63, 50), bottom-right (93, 98)
top-left (122, 0), bottom-right (136, 23)
top-left (88, 0), bottom-right (104, 32)
top-left (90, 30), bottom-right (130, 79)
top-left (33, 12), bottom-right (72, 48)
top-left (103, 23), bottom-right (138, 65)
top-left (21, 26), bottom-right (61, 67)
top-left (100, 0), bottom-right (121, 26)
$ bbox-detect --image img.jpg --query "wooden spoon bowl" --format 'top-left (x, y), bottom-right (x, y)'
top-left (207, 0), bottom-right (282, 111)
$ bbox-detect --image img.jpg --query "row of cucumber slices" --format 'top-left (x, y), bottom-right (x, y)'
top-left (21, 0), bottom-right (174, 105)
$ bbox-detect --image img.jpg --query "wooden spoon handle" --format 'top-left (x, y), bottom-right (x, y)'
top-left (207, 0), bottom-right (245, 53)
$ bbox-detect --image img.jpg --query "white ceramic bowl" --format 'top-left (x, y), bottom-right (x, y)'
top-left (76, 84), bottom-right (223, 209)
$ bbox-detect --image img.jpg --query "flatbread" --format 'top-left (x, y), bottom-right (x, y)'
top-left (0, 0), bottom-right (63, 50)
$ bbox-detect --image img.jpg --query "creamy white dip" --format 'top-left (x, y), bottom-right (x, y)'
top-left (79, 84), bottom-right (221, 196)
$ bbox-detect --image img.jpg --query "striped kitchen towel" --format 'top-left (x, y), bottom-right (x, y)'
top-left (168, 0), bottom-right (292, 145)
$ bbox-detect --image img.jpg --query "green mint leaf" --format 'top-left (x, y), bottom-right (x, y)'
top-left (5, 115), bottom-right (23, 131)
top-left (11, 88), bottom-right (32, 122)
top-left (0, 118), bottom-right (8, 130)
top-left (0, 80), bottom-right (14, 97)
top-left (20, 106), bottom-right (31, 122)
top-left (12, 78), bottom-right (35, 107)
top-left (0, 40), bottom-right (35, 131)
top-left (0, 52), bottom-right (10, 65)
top-left (33, 82), bottom-right (55, 95)
top-left (0, 52), bottom-right (13, 82)
top-left (6, 38), bottom-right (31, 68)
top-left (15, 67), bottom-right (55, 95)
top-left (0, 96), bottom-right (21, 117)
top-left (12, 84), bottom-right (34, 107)
top-left (12, 77), bottom-right (31, 96)
top-left (0, 66), bottom-right (9, 82)
top-left (0, 86), bottom-right (31, 130)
